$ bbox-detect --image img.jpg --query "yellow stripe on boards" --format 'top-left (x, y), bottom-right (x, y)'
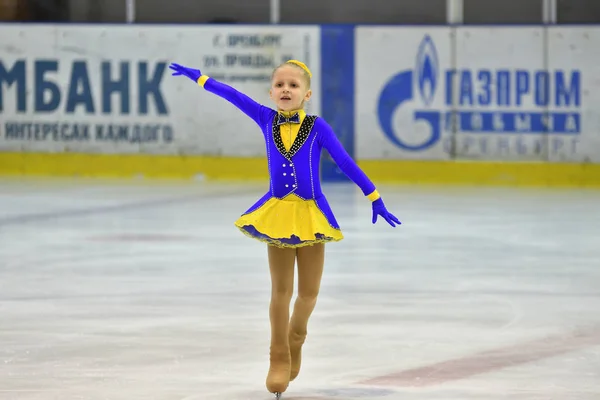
top-left (1, 152), bottom-right (599, 188)
top-left (0, 152), bottom-right (268, 180)
top-left (357, 160), bottom-right (600, 188)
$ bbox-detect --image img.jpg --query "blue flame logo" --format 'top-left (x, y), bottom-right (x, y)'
top-left (416, 35), bottom-right (438, 106)
top-left (377, 34), bottom-right (441, 151)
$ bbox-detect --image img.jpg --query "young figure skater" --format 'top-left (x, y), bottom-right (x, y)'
top-left (170, 60), bottom-right (400, 398)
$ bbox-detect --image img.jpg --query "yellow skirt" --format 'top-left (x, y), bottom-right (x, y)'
top-left (234, 193), bottom-right (344, 248)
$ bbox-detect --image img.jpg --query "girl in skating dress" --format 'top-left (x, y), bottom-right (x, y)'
top-left (170, 59), bottom-right (400, 398)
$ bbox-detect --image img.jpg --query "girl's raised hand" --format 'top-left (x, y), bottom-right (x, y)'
top-left (169, 63), bottom-right (202, 83)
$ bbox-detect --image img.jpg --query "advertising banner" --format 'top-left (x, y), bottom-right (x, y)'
top-left (0, 24), bottom-right (321, 157)
top-left (355, 26), bottom-right (593, 162)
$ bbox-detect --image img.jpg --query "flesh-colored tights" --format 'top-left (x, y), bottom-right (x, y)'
top-left (265, 243), bottom-right (325, 394)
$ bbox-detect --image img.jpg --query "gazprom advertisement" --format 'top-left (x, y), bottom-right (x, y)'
top-left (356, 27), bottom-right (597, 162)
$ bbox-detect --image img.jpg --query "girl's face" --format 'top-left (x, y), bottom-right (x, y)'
top-left (269, 65), bottom-right (311, 112)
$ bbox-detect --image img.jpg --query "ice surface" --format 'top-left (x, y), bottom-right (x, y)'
top-left (1, 178), bottom-right (599, 400)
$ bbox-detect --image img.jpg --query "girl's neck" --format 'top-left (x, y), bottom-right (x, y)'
top-left (278, 108), bottom-right (305, 115)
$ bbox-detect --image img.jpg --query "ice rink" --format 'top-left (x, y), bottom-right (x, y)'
top-left (1, 178), bottom-right (599, 400)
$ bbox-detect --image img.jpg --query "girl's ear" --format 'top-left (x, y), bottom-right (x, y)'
top-left (304, 89), bottom-right (312, 101)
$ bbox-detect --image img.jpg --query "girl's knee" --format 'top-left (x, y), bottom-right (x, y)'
top-left (272, 286), bottom-right (294, 301)
top-left (297, 288), bottom-right (319, 302)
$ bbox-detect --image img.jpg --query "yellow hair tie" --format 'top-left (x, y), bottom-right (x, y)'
top-left (286, 60), bottom-right (312, 78)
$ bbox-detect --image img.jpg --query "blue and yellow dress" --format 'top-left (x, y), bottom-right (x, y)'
top-left (199, 75), bottom-right (381, 248)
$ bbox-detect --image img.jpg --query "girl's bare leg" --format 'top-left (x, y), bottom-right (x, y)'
top-left (289, 243), bottom-right (325, 381)
top-left (266, 244), bottom-right (296, 394)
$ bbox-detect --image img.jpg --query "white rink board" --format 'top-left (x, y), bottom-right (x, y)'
top-left (355, 26), bottom-right (595, 162)
top-left (547, 27), bottom-right (600, 163)
top-left (355, 27), bottom-right (453, 160)
top-left (0, 25), bottom-right (321, 156)
top-left (453, 27), bottom-right (546, 161)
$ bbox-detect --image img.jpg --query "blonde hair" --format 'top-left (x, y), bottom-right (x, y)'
top-left (272, 59), bottom-right (312, 87)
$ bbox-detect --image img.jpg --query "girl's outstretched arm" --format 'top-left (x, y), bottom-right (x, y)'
top-left (170, 62), bottom-right (271, 128)
top-left (317, 118), bottom-right (401, 227)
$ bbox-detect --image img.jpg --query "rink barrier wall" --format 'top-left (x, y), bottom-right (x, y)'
top-left (0, 152), bottom-right (269, 180)
top-left (1, 24), bottom-right (599, 187)
top-left (3, 153), bottom-right (598, 188)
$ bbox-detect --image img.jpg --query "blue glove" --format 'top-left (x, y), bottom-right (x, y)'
top-left (169, 63), bottom-right (202, 83)
top-left (372, 198), bottom-right (401, 227)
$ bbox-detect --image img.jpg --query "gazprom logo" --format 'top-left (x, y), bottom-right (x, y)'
top-left (377, 34), bottom-right (582, 156)
top-left (416, 35), bottom-right (438, 107)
